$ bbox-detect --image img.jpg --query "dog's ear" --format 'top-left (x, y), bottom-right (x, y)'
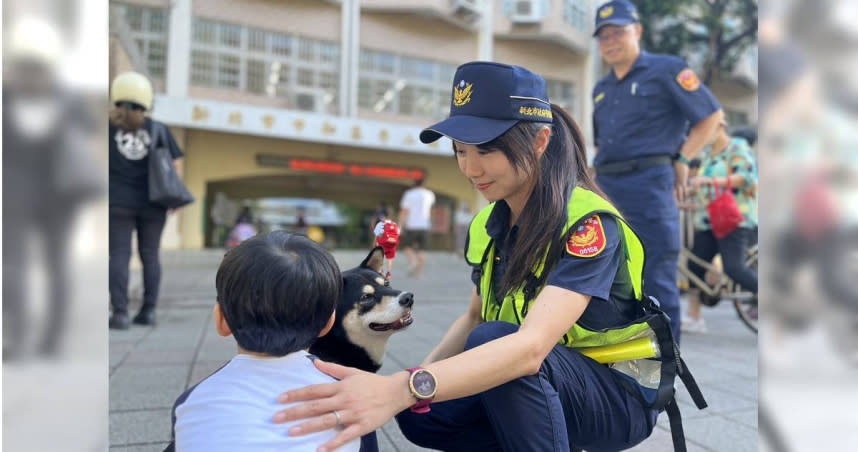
top-left (361, 246), bottom-right (385, 273)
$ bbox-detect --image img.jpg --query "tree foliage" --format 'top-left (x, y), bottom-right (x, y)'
top-left (634, 0), bottom-right (758, 83)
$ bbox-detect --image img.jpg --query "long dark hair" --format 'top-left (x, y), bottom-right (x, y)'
top-left (478, 104), bottom-right (603, 300)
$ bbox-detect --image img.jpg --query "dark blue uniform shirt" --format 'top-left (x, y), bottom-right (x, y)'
top-left (471, 200), bottom-right (624, 304)
top-left (592, 51), bottom-right (720, 167)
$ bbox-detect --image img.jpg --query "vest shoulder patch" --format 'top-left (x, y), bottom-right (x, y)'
top-left (676, 68), bottom-right (701, 91)
top-left (566, 215), bottom-right (607, 258)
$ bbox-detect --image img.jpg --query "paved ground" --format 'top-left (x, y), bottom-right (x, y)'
top-left (109, 249), bottom-right (758, 451)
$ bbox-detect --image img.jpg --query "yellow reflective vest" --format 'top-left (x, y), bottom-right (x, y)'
top-left (466, 186), bottom-right (651, 349)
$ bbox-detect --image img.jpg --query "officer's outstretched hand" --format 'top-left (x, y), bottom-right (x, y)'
top-left (673, 161), bottom-right (689, 203)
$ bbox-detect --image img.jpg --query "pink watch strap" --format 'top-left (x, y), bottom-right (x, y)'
top-left (407, 367), bottom-right (434, 414)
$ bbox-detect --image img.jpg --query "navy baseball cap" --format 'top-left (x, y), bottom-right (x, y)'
top-left (419, 61), bottom-right (553, 145)
top-left (593, 1), bottom-right (640, 36)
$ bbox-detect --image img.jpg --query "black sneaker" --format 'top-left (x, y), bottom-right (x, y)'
top-left (133, 308), bottom-right (157, 326)
top-left (109, 312), bottom-right (130, 330)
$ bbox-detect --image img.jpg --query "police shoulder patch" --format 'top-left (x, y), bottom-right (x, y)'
top-left (566, 215), bottom-right (607, 258)
top-left (676, 68), bottom-right (700, 91)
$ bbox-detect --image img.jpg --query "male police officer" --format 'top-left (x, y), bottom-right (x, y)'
top-left (591, 0), bottom-right (722, 341)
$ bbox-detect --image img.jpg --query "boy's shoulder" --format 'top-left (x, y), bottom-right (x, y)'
top-left (180, 352), bottom-right (331, 403)
top-left (171, 352), bottom-right (356, 451)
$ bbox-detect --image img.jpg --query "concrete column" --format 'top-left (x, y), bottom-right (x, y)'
top-left (583, 38), bottom-right (602, 166)
top-left (166, 0), bottom-right (191, 98)
top-left (477, 0), bottom-right (494, 61)
top-left (339, 0), bottom-right (361, 117)
top-left (339, 0), bottom-right (350, 116)
top-left (348, 0), bottom-right (361, 117)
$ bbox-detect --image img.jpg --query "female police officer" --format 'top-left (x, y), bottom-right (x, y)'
top-left (273, 62), bottom-right (703, 452)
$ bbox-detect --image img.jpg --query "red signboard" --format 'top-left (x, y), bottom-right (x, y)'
top-left (284, 158), bottom-right (425, 181)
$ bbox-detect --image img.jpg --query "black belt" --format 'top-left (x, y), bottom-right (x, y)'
top-left (595, 155), bottom-right (673, 175)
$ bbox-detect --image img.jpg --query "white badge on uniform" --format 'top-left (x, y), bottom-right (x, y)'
top-left (631, 82), bottom-right (638, 96)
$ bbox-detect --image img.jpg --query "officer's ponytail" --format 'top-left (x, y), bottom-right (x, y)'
top-left (549, 104), bottom-right (605, 198)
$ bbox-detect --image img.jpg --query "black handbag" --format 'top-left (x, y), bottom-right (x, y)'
top-left (148, 122), bottom-right (194, 208)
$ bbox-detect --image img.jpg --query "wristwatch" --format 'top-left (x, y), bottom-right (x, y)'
top-left (406, 367), bottom-right (437, 414)
top-left (674, 153), bottom-right (692, 166)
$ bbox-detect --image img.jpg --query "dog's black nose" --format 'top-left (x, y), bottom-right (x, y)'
top-left (399, 292), bottom-right (414, 308)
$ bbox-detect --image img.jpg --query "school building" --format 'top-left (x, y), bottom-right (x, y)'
top-left (109, 0), bottom-right (756, 249)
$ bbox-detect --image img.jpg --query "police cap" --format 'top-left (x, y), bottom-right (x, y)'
top-left (593, 1), bottom-right (640, 37)
top-left (420, 61), bottom-right (552, 145)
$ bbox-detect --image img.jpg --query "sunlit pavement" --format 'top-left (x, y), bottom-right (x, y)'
top-left (109, 249), bottom-right (757, 451)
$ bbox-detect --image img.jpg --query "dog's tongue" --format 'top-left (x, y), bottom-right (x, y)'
top-left (371, 312), bottom-right (413, 331)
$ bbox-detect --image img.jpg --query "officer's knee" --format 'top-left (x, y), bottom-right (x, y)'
top-left (394, 412), bottom-right (430, 447)
top-left (465, 321), bottom-right (518, 351)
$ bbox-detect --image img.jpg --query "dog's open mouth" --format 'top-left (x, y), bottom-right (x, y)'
top-left (369, 311), bottom-right (413, 331)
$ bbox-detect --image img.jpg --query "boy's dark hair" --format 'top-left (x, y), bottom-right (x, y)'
top-left (215, 231), bottom-right (340, 356)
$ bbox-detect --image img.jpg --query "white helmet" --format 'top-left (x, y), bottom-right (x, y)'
top-left (111, 72), bottom-right (153, 111)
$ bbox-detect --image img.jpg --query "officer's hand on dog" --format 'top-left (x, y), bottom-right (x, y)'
top-left (274, 359), bottom-right (414, 451)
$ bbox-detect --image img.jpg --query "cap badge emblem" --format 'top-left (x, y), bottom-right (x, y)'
top-left (453, 80), bottom-right (473, 107)
top-left (599, 6), bottom-right (613, 18)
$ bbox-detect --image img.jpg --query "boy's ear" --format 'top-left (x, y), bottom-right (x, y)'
top-left (213, 304), bottom-right (232, 337)
top-left (318, 311), bottom-right (336, 338)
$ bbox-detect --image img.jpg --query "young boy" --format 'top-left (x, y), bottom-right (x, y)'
top-left (167, 231), bottom-right (359, 451)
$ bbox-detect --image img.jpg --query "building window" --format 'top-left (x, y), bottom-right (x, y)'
top-left (219, 23), bottom-right (242, 48)
top-left (297, 68), bottom-right (315, 87)
top-left (546, 79), bottom-right (577, 117)
top-left (271, 33), bottom-right (292, 56)
top-left (189, 18), bottom-right (340, 113)
top-left (113, 4), bottom-right (168, 85)
top-left (246, 59), bottom-right (267, 94)
top-left (218, 54), bottom-right (241, 88)
top-left (191, 50), bottom-right (215, 87)
top-left (193, 20), bottom-right (217, 45)
top-left (563, 0), bottom-right (589, 32)
top-left (358, 49), bottom-right (456, 120)
top-left (147, 40), bottom-right (166, 79)
top-left (248, 29), bottom-right (267, 52)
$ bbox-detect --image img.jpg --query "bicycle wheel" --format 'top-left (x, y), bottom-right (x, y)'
top-left (732, 246), bottom-right (758, 333)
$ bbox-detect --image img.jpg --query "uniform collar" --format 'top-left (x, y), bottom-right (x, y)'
top-left (608, 50), bottom-right (651, 82)
top-left (485, 200), bottom-right (513, 241)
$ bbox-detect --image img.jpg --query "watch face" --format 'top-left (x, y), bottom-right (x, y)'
top-left (411, 370), bottom-right (436, 398)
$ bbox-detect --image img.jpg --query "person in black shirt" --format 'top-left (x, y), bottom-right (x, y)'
top-left (109, 72), bottom-right (184, 329)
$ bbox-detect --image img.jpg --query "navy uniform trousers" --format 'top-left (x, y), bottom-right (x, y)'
top-left (596, 164), bottom-right (682, 342)
top-left (395, 321), bottom-right (658, 451)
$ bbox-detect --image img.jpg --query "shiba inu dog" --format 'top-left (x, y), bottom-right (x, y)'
top-left (309, 247), bottom-right (414, 373)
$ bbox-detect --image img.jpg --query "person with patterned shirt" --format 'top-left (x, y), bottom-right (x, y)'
top-left (683, 117), bottom-right (758, 333)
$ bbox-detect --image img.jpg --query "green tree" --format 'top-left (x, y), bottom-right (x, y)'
top-left (635, 0), bottom-right (758, 83)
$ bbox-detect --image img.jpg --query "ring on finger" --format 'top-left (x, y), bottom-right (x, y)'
top-left (332, 410), bottom-right (344, 430)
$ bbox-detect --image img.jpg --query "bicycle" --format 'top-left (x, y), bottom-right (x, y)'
top-left (678, 244), bottom-right (758, 333)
